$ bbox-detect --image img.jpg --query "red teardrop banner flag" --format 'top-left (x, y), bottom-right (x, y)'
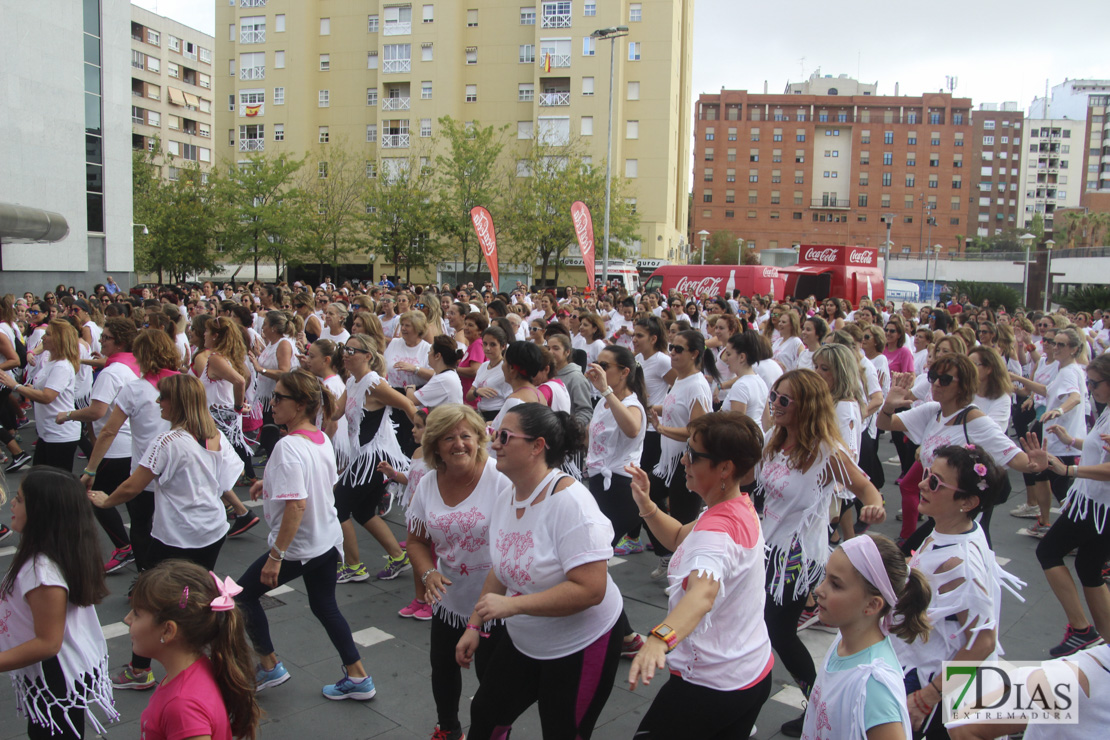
top-left (570, 201), bottom-right (596, 293)
top-left (470, 206), bottom-right (500, 289)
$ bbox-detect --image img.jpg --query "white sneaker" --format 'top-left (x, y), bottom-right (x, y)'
top-left (650, 556), bottom-right (671, 580)
top-left (1010, 503), bottom-right (1041, 519)
top-left (886, 456), bottom-right (901, 464)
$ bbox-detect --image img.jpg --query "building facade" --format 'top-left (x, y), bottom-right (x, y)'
top-left (1082, 95), bottom-right (1110, 204)
top-left (130, 6), bottom-right (216, 176)
top-left (968, 103), bottom-right (1025, 239)
top-left (214, 0), bottom-right (694, 282)
top-left (1029, 79), bottom-right (1110, 121)
top-left (0, 0), bottom-right (133, 295)
top-left (1017, 118), bottom-right (1086, 235)
top-left (690, 83), bottom-right (974, 258)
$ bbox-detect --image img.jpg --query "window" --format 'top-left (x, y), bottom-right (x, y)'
top-left (859, 173), bottom-right (869, 185)
top-left (749, 149), bottom-right (758, 162)
top-left (702, 190), bottom-right (712, 203)
top-left (628, 42), bottom-right (640, 61)
top-left (467, 9), bottom-right (479, 26)
top-left (905, 175), bottom-right (915, 187)
top-left (704, 169), bottom-right (713, 182)
top-left (796, 132), bottom-right (805, 142)
top-left (168, 35), bottom-right (180, 52)
top-left (421, 118), bottom-right (432, 137)
top-left (368, 14), bottom-right (379, 32)
top-left (519, 83), bottom-right (534, 101)
top-left (240, 15), bottom-right (265, 43)
top-left (907, 112), bottom-right (918, 124)
top-left (860, 130), bottom-right (871, 143)
top-left (882, 172), bottom-right (892, 186)
top-left (319, 126), bottom-right (329, 143)
top-left (627, 81), bottom-right (640, 100)
top-left (952, 177), bottom-right (962, 189)
top-left (318, 89), bottom-right (329, 107)
top-left (386, 43), bottom-right (413, 71)
top-left (147, 29), bottom-right (160, 45)
top-left (584, 1), bottom-right (596, 15)
top-left (132, 49), bottom-right (145, 70)
top-left (366, 124), bottom-right (377, 142)
top-left (748, 191), bottom-right (757, 204)
top-left (519, 44), bottom-right (535, 63)
top-left (950, 217), bottom-right (960, 225)
top-left (583, 37), bottom-right (595, 56)
top-left (422, 44), bottom-right (433, 62)
top-left (884, 131), bottom-right (893, 144)
top-left (954, 133), bottom-right (964, 147)
top-left (725, 190), bottom-right (735, 202)
top-left (795, 151), bottom-right (805, 163)
top-left (793, 212), bottom-right (803, 220)
top-left (368, 51), bottom-right (378, 69)
top-left (465, 84), bottom-right (477, 102)
top-left (423, 4), bottom-right (434, 23)
top-left (320, 18), bottom-right (330, 35)
top-left (747, 211), bottom-right (757, 219)
top-left (273, 87), bottom-right (284, 105)
top-left (751, 130), bottom-right (760, 142)
top-left (367, 88), bottom-right (378, 106)
top-left (630, 2), bottom-right (642, 21)
top-left (274, 123), bottom-right (284, 141)
top-left (541, 1), bottom-right (571, 27)
top-left (749, 170), bottom-right (758, 183)
top-left (907, 155), bottom-right (916, 166)
top-left (581, 116), bottom-right (593, 135)
top-left (929, 176), bottom-right (938, 189)
top-left (466, 48), bottom-right (477, 64)
top-left (274, 50), bottom-right (285, 68)
top-left (198, 72), bottom-right (210, 89)
top-left (518, 121), bottom-right (534, 139)
top-left (908, 133), bottom-right (917, 145)
top-left (275, 14), bottom-right (285, 32)
top-left (521, 7), bottom-right (536, 24)
top-left (146, 55), bottom-right (160, 73)
top-left (319, 162), bottom-right (328, 179)
top-left (983, 120), bottom-right (995, 130)
top-left (883, 152), bottom-right (892, 165)
top-left (582, 77), bottom-right (594, 96)
top-left (168, 62), bottom-right (179, 78)
top-left (625, 159), bottom-right (638, 178)
top-left (421, 81), bottom-right (432, 99)
top-left (319, 54), bottom-right (330, 71)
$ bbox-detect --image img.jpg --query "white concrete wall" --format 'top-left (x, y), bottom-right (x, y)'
top-left (884, 255), bottom-right (1110, 286)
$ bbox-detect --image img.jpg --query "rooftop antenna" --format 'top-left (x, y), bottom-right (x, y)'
top-left (945, 75), bottom-right (958, 94)
top-left (799, 56), bottom-right (805, 81)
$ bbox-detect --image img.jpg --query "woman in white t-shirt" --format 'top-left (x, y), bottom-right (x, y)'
top-left (385, 311), bottom-right (433, 455)
top-left (970, 346), bottom-right (1014, 432)
top-left (468, 325), bottom-right (513, 422)
top-left (90, 373), bottom-right (242, 687)
top-left (773, 310), bottom-right (804, 372)
top-left (578, 313), bottom-right (607, 366)
top-left (405, 404), bottom-right (509, 740)
top-left (251, 310), bottom-right (301, 456)
top-left (234, 370), bottom-right (377, 701)
top-left (797, 315), bottom-right (829, 371)
top-left (462, 403), bottom-right (624, 740)
top-left (0, 467), bottom-right (118, 738)
top-left (320, 303), bottom-right (351, 345)
top-left (408, 335), bottom-right (464, 410)
top-left (626, 413), bottom-right (772, 739)
top-left (0, 319), bottom-right (80, 471)
top-left (721, 330), bottom-right (770, 433)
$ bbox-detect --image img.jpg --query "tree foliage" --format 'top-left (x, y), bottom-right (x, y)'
top-left (294, 140), bottom-right (369, 283)
top-left (364, 150), bottom-right (438, 282)
top-left (1057, 211), bottom-right (1110, 249)
top-left (948, 280), bottom-right (1022, 313)
top-left (701, 230), bottom-right (759, 265)
top-left (1055, 285), bottom-right (1110, 314)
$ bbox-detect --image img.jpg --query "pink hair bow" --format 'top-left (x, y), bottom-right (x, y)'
top-left (209, 572), bottom-right (243, 612)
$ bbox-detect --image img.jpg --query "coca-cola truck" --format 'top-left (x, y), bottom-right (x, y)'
top-left (777, 244), bottom-right (884, 305)
top-left (642, 265), bottom-right (786, 300)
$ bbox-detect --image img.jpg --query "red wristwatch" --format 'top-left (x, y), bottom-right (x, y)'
top-left (650, 623), bottom-right (679, 653)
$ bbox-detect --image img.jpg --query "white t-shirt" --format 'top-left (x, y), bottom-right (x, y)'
top-left (261, 430), bottom-right (343, 564)
top-left (637, 351), bottom-right (673, 408)
top-left (775, 336), bottom-right (804, 371)
top-left (584, 339), bottom-right (605, 366)
top-left (586, 393), bottom-right (646, 486)
top-left (609, 316), bottom-right (634, 350)
top-left (725, 374), bottom-right (768, 433)
top-left (414, 370), bottom-right (464, 408)
top-left (90, 361), bottom-right (139, 459)
top-left (320, 326), bottom-right (350, 345)
top-left (141, 429), bottom-right (241, 548)
top-left (385, 337), bottom-right (431, 388)
top-left (473, 360), bottom-right (513, 412)
top-left (655, 374), bottom-right (713, 484)
top-left (835, 399), bottom-right (863, 463)
top-left (489, 472), bottom-right (623, 660)
top-left (897, 402), bottom-right (1020, 470)
top-left (973, 394), bottom-right (1012, 432)
top-left (380, 314), bottom-right (400, 339)
top-left (174, 333), bottom-right (191, 368)
top-left (752, 359), bottom-right (783, 391)
top-left (1044, 363), bottom-right (1087, 456)
top-left (34, 359), bottom-right (80, 443)
top-left (84, 321), bottom-right (102, 355)
top-left (115, 375), bottom-right (174, 476)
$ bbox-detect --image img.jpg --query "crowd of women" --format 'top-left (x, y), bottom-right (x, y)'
top-left (0, 276), bottom-right (1107, 740)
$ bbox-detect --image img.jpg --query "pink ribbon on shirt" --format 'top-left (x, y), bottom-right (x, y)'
top-left (840, 536), bottom-right (901, 635)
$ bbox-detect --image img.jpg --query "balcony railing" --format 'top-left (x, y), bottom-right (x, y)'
top-left (384, 21), bottom-right (411, 36)
top-left (240, 0), bottom-right (266, 6)
top-left (541, 12), bottom-right (571, 28)
top-left (132, 58), bottom-right (144, 70)
top-left (239, 138), bottom-right (265, 152)
top-left (540, 54), bottom-right (571, 69)
top-left (381, 97), bottom-right (411, 111)
top-left (811, 198), bottom-right (850, 209)
top-left (383, 59), bottom-right (411, 74)
top-left (381, 133), bottom-right (410, 148)
top-left (240, 103), bottom-right (265, 117)
top-left (240, 66), bottom-right (265, 80)
top-left (539, 91), bottom-right (570, 107)
top-left (240, 29), bottom-right (265, 44)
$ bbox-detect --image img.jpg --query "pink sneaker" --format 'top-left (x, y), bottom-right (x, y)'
top-left (398, 598), bottom-right (433, 620)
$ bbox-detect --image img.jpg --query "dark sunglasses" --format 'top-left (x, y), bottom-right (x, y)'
top-left (668, 344), bottom-right (687, 354)
top-left (596, 361), bottom-right (611, 371)
top-left (1088, 378), bottom-right (1107, 390)
top-left (884, 328), bottom-right (899, 334)
top-left (492, 428), bottom-right (535, 446)
top-left (927, 371), bottom-right (955, 386)
top-left (923, 469), bottom-right (964, 493)
top-left (1053, 341), bottom-right (1073, 348)
top-left (685, 442), bottom-right (714, 463)
top-left (271, 390), bottom-right (296, 403)
top-left (342, 346), bottom-right (370, 356)
top-left (768, 390), bottom-right (792, 408)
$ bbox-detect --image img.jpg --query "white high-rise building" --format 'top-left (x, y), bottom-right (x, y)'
top-left (1029, 79), bottom-right (1110, 120)
top-left (1018, 118), bottom-right (1086, 235)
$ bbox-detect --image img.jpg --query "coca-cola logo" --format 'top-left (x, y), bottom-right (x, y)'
top-left (848, 249), bottom-right (872, 265)
top-left (804, 247), bottom-right (839, 263)
top-left (471, 210), bottom-right (496, 257)
top-left (762, 267), bottom-right (778, 278)
top-left (674, 276), bottom-right (724, 296)
top-left (572, 208), bottom-right (593, 257)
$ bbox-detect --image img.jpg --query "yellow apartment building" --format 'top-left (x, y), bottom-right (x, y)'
top-left (214, 0), bottom-right (694, 285)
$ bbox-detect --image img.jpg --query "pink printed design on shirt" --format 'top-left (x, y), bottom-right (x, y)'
top-left (588, 419), bottom-right (608, 459)
top-left (809, 684), bottom-right (832, 738)
top-left (759, 456), bottom-right (793, 523)
top-left (495, 528), bottom-right (535, 590)
top-left (661, 392), bottom-right (679, 426)
top-left (425, 506), bottom-right (490, 565)
top-left (0, 608), bottom-right (10, 637)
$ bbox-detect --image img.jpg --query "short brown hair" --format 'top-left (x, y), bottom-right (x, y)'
top-left (930, 354), bottom-right (978, 407)
top-left (421, 403), bottom-right (489, 470)
top-left (687, 411), bottom-right (763, 482)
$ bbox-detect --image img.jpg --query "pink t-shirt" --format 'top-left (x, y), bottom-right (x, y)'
top-left (140, 655), bottom-right (233, 740)
top-left (460, 337), bottom-right (487, 406)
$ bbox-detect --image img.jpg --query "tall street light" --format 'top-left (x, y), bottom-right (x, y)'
top-left (1043, 239), bottom-right (1056, 312)
top-left (697, 229), bottom-right (709, 265)
top-left (591, 26), bottom-right (629, 287)
top-left (881, 213), bottom-right (893, 286)
top-left (1018, 232), bottom-right (1035, 308)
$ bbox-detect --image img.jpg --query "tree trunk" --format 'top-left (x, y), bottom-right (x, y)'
top-left (539, 254), bottom-right (549, 286)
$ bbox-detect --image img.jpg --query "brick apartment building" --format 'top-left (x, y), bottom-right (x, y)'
top-left (691, 80), bottom-right (975, 258)
top-left (967, 103), bottom-right (1025, 239)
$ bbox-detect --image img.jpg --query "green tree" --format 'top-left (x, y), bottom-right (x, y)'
top-left (701, 231), bottom-right (759, 265)
top-left (295, 140), bottom-right (369, 283)
top-left (365, 152), bottom-right (437, 283)
top-left (213, 152), bottom-right (306, 282)
top-left (432, 117), bottom-right (510, 286)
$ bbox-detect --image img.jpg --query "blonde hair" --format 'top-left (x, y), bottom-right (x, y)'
top-left (814, 344), bottom-right (867, 419)
top-left (421, 404), bottom-right (490, 470)
top-left (47, 319), bottom-right (80, 372)
top-left (347, 333), bottom-right (386, 374)
top-left (205, 316), bottom-right (249, 380)
top-left (969, 346), bottom-right (1014, 400)
top-left (133, 328), bottom-right (180, 375)
top-left (764, 369), bottom-right (846, 472)
top-left (159, 374), bottom-right (218, 440)
top-left (351, 310), bottom-right (386, 353)
top-left (399, 310), bottom-right (428, 337)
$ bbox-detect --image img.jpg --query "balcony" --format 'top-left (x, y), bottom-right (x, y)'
top-left (240, 29), bottom-right (265, 44)
top-left (240, 0), bottom-right (266, 6)
top-left (382, 133), bottom-right (410, 148)
top-left (240, 66), bottom-right (265, 80)
top-left (383, 59), bottom-right (411, 74)
top-left (239, 138), bottom-right (265, 152)
top-left (384, 21), bottom-right (411, 36)
top-left (239, 102), bottom-right (264, 117)
top-left (381, 97), bottom-right (411, 111)
top-left (539, 54), bottom-right (571, 69)
top-left (811, 197), bottom-right (850, 209)
top-left (539, 91), bottom-right (570, 107)
top-left (541, 11), bottom-right (571, 28)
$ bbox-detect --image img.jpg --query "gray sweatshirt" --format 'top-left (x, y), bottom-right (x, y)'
top-left (555, 363), bottom-right (595, 428)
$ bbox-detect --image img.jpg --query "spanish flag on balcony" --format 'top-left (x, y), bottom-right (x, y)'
top-left (245, 104), bottom-right (261, 117)
top-left (543, 52), bottom-right (551, 73)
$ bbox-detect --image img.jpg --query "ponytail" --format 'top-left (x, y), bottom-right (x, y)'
top-left (892, 569), bottom-right (932, 644)
top-left (679, 329), bottom-right (719, 381)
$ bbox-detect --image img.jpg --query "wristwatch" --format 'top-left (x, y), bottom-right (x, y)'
top-left (649, 623), bottom-right (679, 652)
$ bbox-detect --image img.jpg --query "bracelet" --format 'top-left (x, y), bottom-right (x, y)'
top-left (640, 505), bottom-right (660, 520)
top-left (83, 468), bottom-right (96, 477)
top-left (267, 553), bottom-right (283, 562)
top-left (912, 690), bottom-right (934, 714)
top-left (420, 568), bottom-right (437, 586)
top-left (600, 386), bottom-right (613, 396)
top-left (466, 623), bottom-right (490, 638)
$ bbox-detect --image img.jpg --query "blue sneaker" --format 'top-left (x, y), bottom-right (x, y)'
top-left (255, 662), bottom-right (291, 692)
top-left (322, 668), bottom-right (376, 701)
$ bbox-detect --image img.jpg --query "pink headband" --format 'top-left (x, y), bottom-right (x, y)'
top-left (840, 537), bottom-right (900, 635)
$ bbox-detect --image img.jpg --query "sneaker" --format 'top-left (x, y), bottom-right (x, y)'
top-left (0, 523), bottom-right (12, 543)
top-left (398, 598), bottom-right (433, 620)
top-left (644, 539), bottom-right (654, 551)
top-left (1019, 522), bottom-right (1050, 539)
top-left (228, 513), bottom-right (260, 537)
top-left (1010, 503), bottom-right (1041, 519)
top-left (77, 450), bottom-right (87, 459)
top-left (797, 605), bottom-right (820, 631)
top-left (430, 726), bottom-right (465, 740)
top-left (620, 633), bottom-right (645, 659)
top-left (5, 451), bottom-right (31, 474)
top-left (338, 562), bottom-right (370, 584)
top-left (255, 661), bottom-right (291, 692)
top-left (322, 668), bottom-right (376, 701)
top-left (104, 546), bottom-right (135, 574)
top-left (780, 711), bottom-right (806, 737)
top-left (613, 535), bottom-right (644, 556)
top-left (112, 663), bottom-right (155, 690)
top-left (16, 416), bottom-right (30, 429)
top-left (1049, 624), bottom-right (1104, 658)
top-left (378, 492), bottom-right (394, 517)
top-left (376, 552), bottom-right (412, 580)
top-left (650, 556), bottom-right (671, 580)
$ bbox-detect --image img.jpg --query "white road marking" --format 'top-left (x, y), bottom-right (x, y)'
top-left (770, 685), bottom-right (807, 709)
top-left (608, 557), bottom-right (626, 567)
top-left (0, 546), bottom-right (15, 557)
top-left (352, 627), bottom-right (394, 647)
top-left (266, 584), bottom-right (295, 597)
top-left (101, 622), bottom-right (131, 640)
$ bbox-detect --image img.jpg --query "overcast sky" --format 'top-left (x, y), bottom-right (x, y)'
top-left (135, 0), bottom-right (1107, 110)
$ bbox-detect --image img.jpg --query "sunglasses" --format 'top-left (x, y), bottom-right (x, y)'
top-left (492, 428), bottom-right (535, 446)
top-left (1088, 378), bottom-right (1107, 390)
top-left (927, 371), bottom-right (955, 386)
top-left (1053, 341), bottom-right (1072, 348)
top-left (342, 346), bottom-right (370, 356)
top-left (884, 328), bottom-right (899, 334)
top-left (768, 390), bottom-right (792, 408)
top-left (923, 469), bottom-right (964, 493)
top-left (415, 303), bottom-right (426, 309)
top-left (668, 344), bottom-right (687, 354)
top-left (596, 361), bottom-right (611, 371)
top-left (684, 442), bottom-right (714, 463)
top-left (271, 390), bottom-right (296, 403)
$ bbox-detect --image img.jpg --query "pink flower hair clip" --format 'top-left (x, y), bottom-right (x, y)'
top-left (973, 462), bottom-right (989, 491)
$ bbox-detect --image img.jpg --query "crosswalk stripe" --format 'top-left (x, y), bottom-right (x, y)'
top-left (267, 584), bottom-right (295, 597)
top-left (101, 622), bottom-right (130, 640)
top-left (352, 627), bottom-right (394, 647)
top-left (0, 546), bottom-right (15, 558)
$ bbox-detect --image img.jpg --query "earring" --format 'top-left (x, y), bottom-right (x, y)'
top-left (159, 637), bottom-right (165, 644)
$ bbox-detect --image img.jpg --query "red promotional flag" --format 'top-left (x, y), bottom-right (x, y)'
top-left (469, 206), bottom-right (500, 289)
top-left (570, 201), bottom-right (596, 293)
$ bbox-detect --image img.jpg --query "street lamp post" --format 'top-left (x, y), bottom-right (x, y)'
top-left (1018, 232), bottom-right (1035, 308)
top-left (881, 214), bottom-right (893, 285)
top-left (590, 26), bottom-right (629, 288)
top-left (697, 229), bottom-right (709, 265)
top-left (931, 244), bottom-right (943, 302)
top-left (1043, 239), bottom-right (1056, 312)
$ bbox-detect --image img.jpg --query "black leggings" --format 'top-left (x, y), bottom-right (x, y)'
top-left (764, 581), bottom-right (816, 695)
top-left (1037, 509), bottom-right (1110, 588)
top-left (429, 612), bottom-right (506, 733)
top-left (90, 457), bottom-right (131, 549)
top-left (126, 491), bottom-right (156, 571)
top-left (588, 474), bottom-right (641, 548)
top-left (635, 671), bottom-right (772, 740)
top-left (335, 475), bottom-right (388, 527)
top-left (468, 626), bottom-right (623, 740)
top-left (392, 388), bottom-right (418, 456)
top-left (26, 657), bottom-right (84, 740)
top-left (32, 439), bottom-right (78, 472)
top-left (236, 547), bottom-right (361, 666)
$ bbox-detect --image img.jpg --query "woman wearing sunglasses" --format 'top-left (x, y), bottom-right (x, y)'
top-left (462, 403), bottom-right (623, 740)
top-left (89, 373), bottom-right (242, 690)
top-left (332, 333), bottom-right (416, 582)
top-left (755, 369), bottom-right (886, 736)
top-left (644, 330), bottom-right (717, 579)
